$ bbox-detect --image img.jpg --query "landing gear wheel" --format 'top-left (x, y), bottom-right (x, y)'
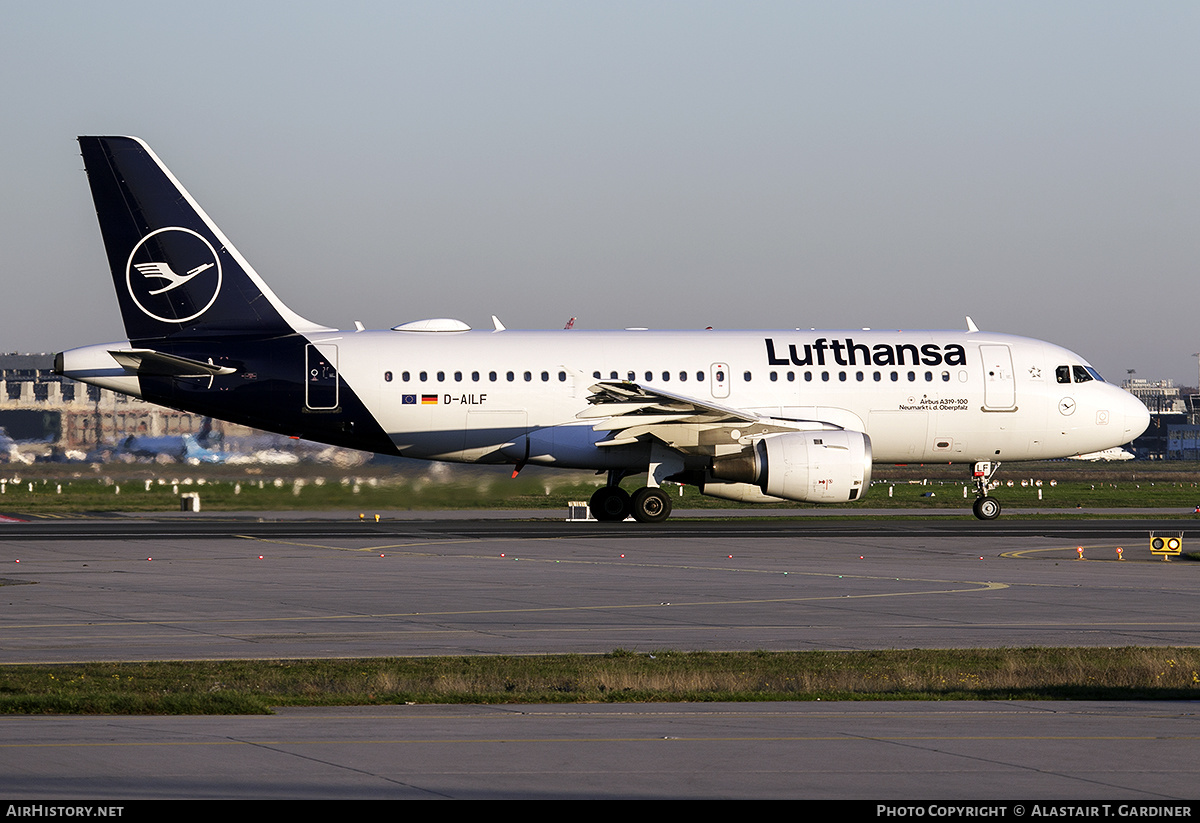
top-left (972, 496), bottom-right (1001, 521)
top-left (630, 487), bottom-right (672, 523)
top-left (589, 486), bottom-right (631, 522)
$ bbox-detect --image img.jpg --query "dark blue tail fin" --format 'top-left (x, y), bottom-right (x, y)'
top-left (78, 136), bottom-right (326, 344)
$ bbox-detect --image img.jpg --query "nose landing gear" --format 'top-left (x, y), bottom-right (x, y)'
top-left (971, 461), bottom-right (1002, 520)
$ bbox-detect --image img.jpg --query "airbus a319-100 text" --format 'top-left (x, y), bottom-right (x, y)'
top-left (56, 137), bottom-right (1150, 522)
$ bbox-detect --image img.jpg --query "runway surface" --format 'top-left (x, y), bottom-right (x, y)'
top-left (2, 511), bottom-right (1198, 799)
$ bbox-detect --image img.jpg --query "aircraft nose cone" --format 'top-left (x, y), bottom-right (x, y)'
top-left (1123, 390), bottom-right (1150, 441)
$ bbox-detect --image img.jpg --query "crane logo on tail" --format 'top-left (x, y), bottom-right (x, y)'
top-left (125, 227), bottom-right (223, 324)
top-left (134, 261), bottom-right (215, 295)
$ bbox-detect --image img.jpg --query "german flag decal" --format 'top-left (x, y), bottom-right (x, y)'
top-left (421, 394), bottom-right (438, 404)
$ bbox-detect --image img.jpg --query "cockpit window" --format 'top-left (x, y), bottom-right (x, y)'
top-left (1056, 365), bottom-right (1071, 384)
top-left (1085, 366), bottom-right (1105, 382)
top-left (1072, 366), bottom-right (1093, 384)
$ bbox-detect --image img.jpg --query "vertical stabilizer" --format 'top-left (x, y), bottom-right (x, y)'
top-left (78, 136), bottom-right (329, 343)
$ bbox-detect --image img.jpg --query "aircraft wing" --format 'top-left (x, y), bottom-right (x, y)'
top-left (578, 381), bottom-right (840, 450)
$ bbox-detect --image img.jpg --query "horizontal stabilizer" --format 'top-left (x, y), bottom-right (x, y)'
top-left (109, 349), bottom-right (237, 377)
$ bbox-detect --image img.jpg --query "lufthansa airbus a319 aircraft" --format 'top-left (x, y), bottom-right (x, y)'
top-left (56, 137), bottom-right (1150, 522)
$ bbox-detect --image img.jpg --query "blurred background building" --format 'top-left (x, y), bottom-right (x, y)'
top-left (0, 353), bottom-right (365, 466)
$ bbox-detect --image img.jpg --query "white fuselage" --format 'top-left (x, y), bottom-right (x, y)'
top-left (296, 326), bottom-right (1148, 468)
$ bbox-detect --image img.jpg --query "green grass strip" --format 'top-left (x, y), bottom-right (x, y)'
top-left (5, 461), bottom-right (1200, 513)
top-left (3, 648), bottom-right (1198, 714)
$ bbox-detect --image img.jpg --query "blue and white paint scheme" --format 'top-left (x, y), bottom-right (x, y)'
top-left (57, 137), bottom-right (1150, 522)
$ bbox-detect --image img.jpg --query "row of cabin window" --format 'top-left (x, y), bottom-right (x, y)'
top-left (789, 370), bottom-right (952, 383)
top-left (382, 369), bottom-right (954, 384)
top-left (384, 370), bottom-right (571, 383)
top-left (382, 370), bottom-right (704, 383)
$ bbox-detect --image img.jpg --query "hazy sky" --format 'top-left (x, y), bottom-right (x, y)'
top-left (2, 2), bottom-right (1197, 384)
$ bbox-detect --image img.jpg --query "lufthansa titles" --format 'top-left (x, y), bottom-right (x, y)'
top-left (765, 337), bottom-right (967, 368)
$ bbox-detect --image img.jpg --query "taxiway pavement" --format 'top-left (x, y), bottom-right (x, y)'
top-left (2, 513), bottom-right (1198, 661)
top-left (1, 512), bottom-right (1197, 799)
top-left (3, 702), bottom-right (1198, 800)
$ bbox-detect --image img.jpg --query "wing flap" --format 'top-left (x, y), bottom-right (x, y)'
top-left (581, 380), bottom-right (843, 452)
top-left (582, 381), bottom-right (764, 425)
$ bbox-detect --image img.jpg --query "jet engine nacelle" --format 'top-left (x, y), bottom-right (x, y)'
top-left (709, 430), bottom-right (872, 503)
top-left (697, 480), bottom-right (788, 504)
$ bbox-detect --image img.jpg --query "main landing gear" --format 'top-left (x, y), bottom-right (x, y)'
top-left (971, 461), bottom-right (1002, 520)
top-left (588, 473), bottom-right (673, 523)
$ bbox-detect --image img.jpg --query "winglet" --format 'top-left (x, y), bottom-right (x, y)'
top-left (965, 316), bottom-right (979, 333)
